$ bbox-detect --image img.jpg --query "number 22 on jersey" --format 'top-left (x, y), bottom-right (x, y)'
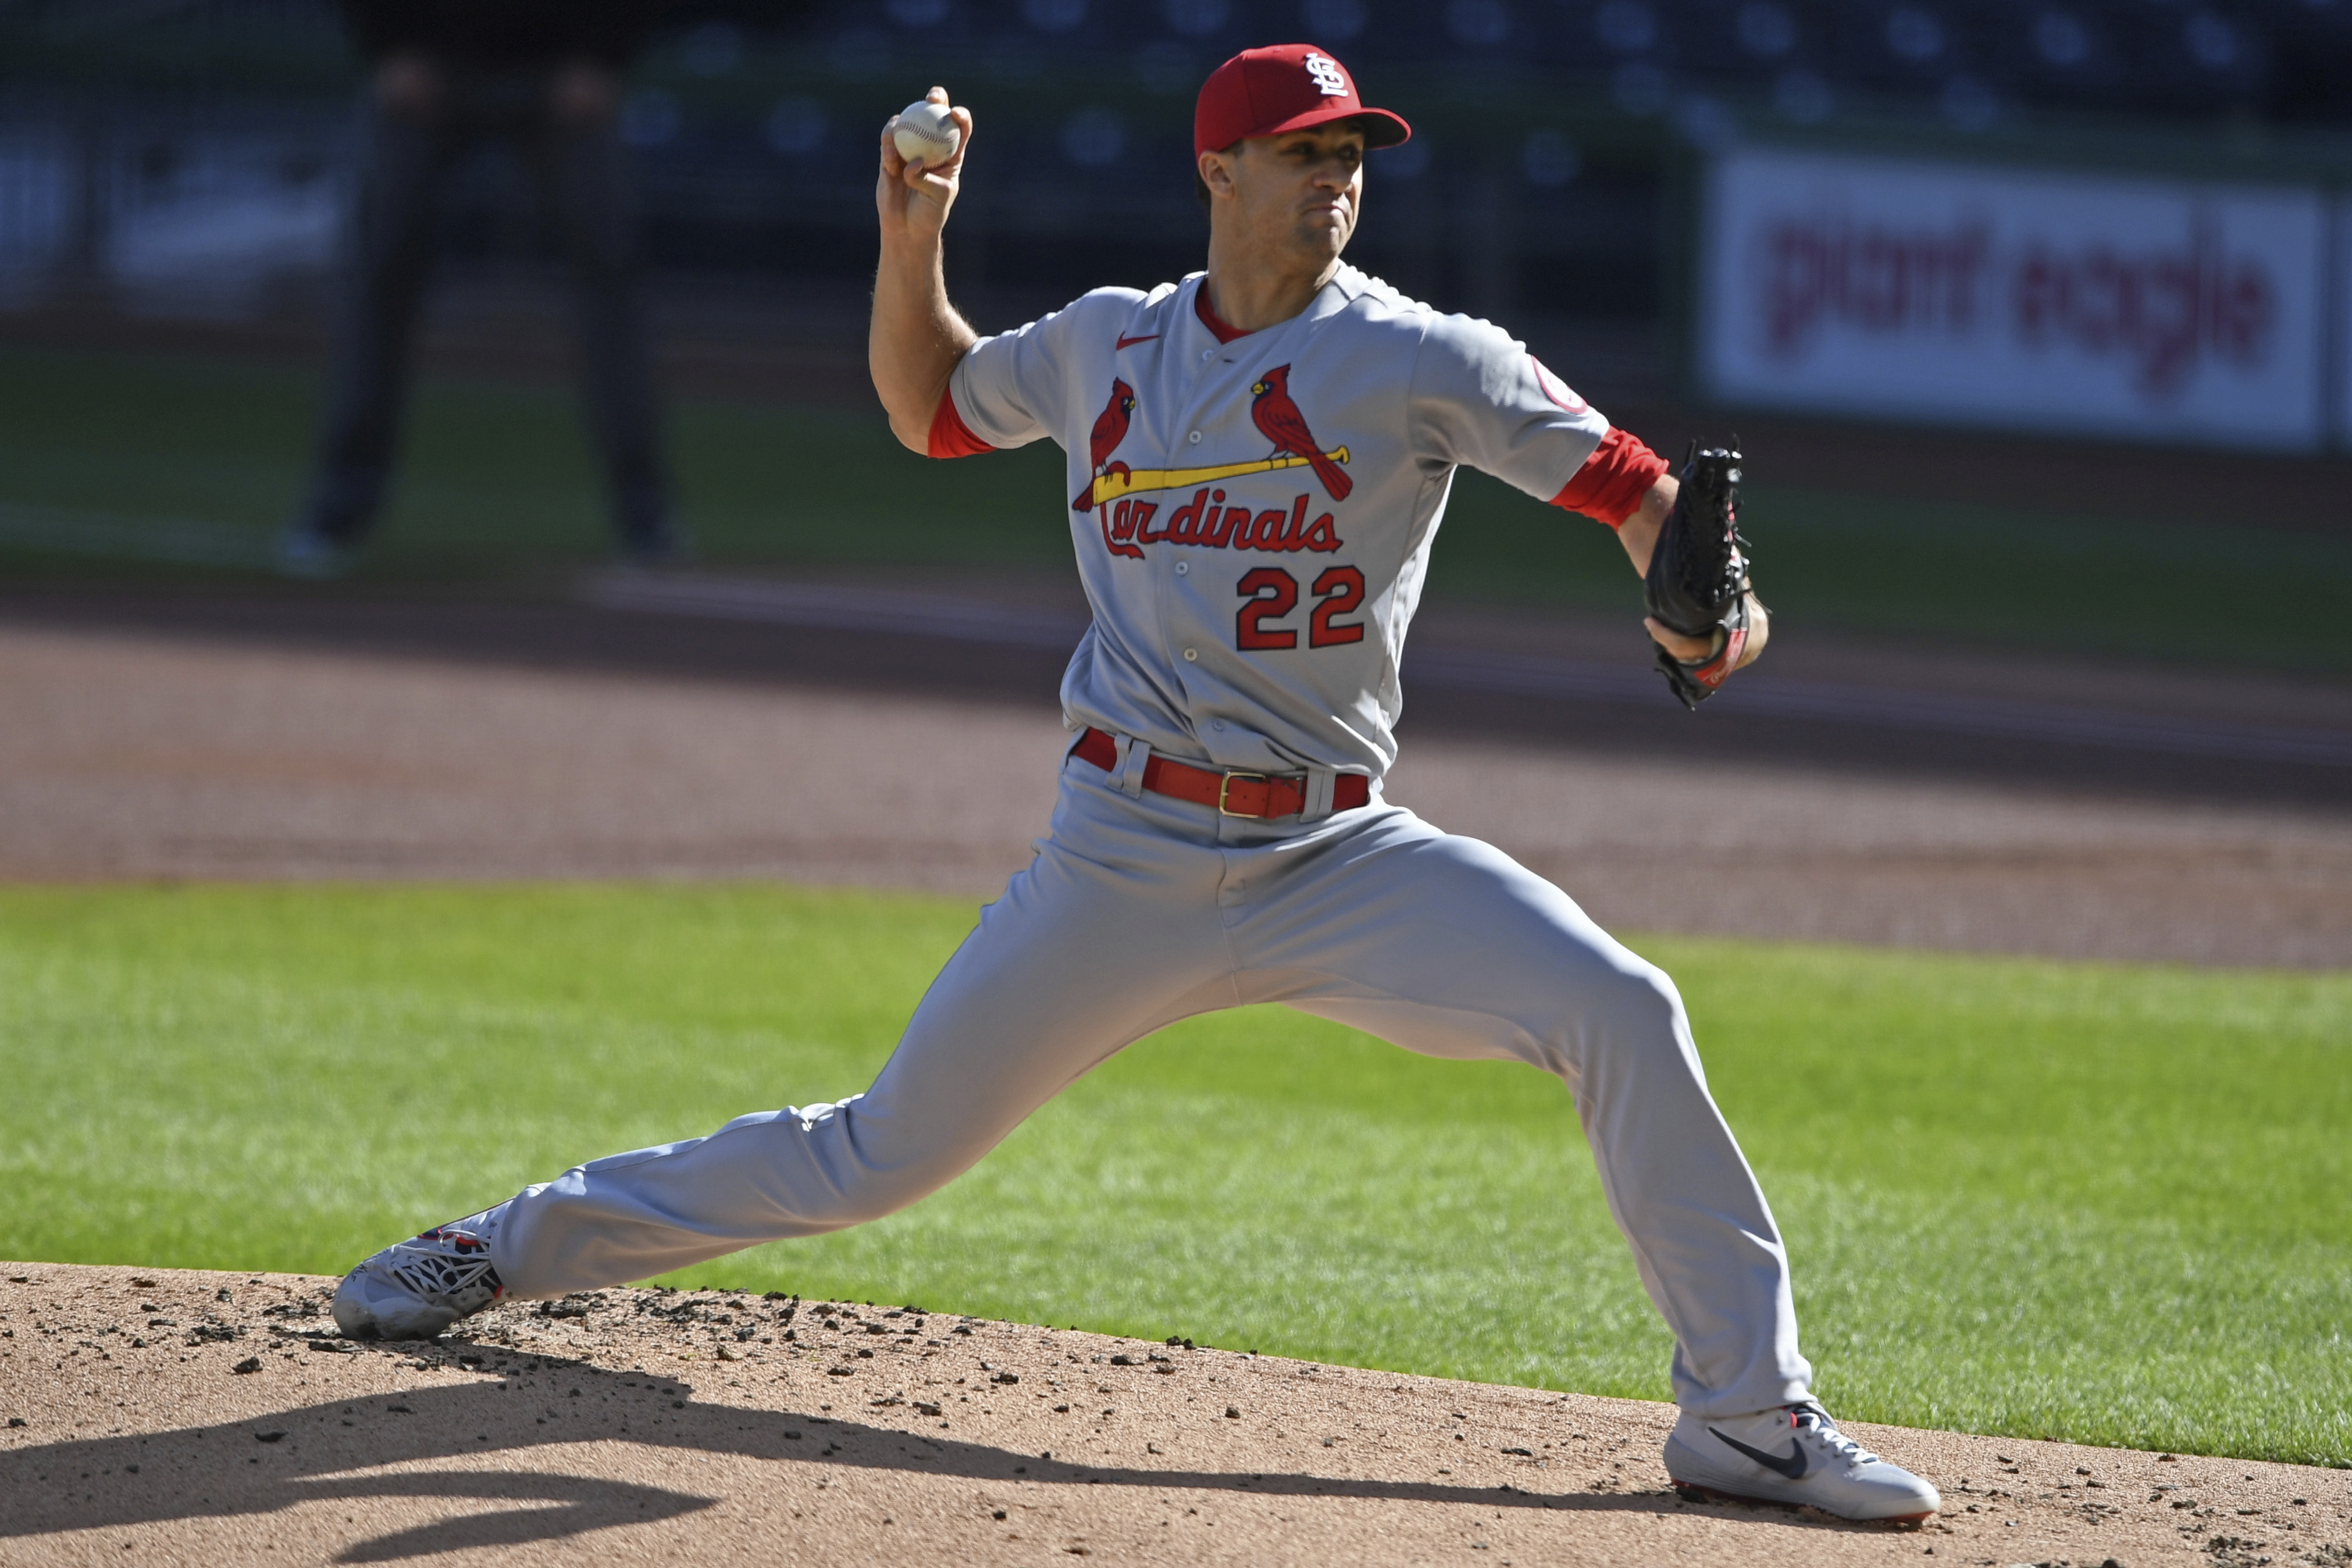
top-left (1236, 565), bottom-right (1366, 650)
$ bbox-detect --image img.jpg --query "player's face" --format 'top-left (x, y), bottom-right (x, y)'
top-left (1228, 124), bottom-right (1367, 265)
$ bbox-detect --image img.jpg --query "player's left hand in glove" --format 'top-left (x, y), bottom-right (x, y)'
top-left (1642, 440), bottom-right (1769, 709)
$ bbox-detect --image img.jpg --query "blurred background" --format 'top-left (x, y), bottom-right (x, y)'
top-left (1, 0), bottom-right (2349, 963)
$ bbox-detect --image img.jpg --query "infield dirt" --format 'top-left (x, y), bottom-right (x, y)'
top-left (6, 1264), bottom-right (2348, 1567)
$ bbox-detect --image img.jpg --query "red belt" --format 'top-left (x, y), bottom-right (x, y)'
top-left (1072, 727), bottom-right (1370, 819)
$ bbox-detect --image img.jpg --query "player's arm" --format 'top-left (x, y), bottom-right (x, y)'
top-left (1409, 320), bottom-right (1767, 680)
top-left (871, 87), bottom-right (979, 454)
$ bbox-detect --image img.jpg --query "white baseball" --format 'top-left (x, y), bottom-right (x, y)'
top-left (892, 99), bottom-right (961, 168)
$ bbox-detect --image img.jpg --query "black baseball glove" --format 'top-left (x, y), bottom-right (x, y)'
top-left (1644, 440), bottom-right (1761, 710)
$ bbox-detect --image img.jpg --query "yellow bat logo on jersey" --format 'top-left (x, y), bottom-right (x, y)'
top-left (1088, 448), bottom-right (1350, 509)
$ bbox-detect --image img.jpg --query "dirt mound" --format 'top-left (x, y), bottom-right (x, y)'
top-left (4, 1264), bottom-right (2345, 1565)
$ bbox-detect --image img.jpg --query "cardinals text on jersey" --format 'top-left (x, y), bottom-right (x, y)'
top-left (1075, 360), bottom-right (1351, 564)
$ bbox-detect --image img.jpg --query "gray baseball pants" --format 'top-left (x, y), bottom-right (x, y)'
top-left (490, 745), bottom-right (1814, 1418)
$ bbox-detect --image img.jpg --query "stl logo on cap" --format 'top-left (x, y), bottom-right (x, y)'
top-left (1193, 44), bottom-right (1411, 155)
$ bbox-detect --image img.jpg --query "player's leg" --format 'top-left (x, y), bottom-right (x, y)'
top-left (1229, 808), bottom-right (1802, 1412)
top-left (1227, 807), bottom-right (1937, 1520)
top-left (283, 92), bottom-right (455, 569)
top-left (530, 99), bottom-right (674, 561)
top-left (334, 765), bottom-right (1237, 1337)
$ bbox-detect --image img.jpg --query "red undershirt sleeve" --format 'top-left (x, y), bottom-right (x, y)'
top-left (926, 384), bottom-right (996, 459)
top-left (1550, 426), bottom-right (1669, 528)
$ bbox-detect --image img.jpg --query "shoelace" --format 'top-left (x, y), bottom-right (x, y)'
top-left (1790, 1404), bottom-right (1880, 1468)
top-left (391, 1214), bottom-right (504, 1294)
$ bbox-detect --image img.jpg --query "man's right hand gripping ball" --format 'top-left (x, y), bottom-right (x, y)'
top-left (1642, 441), bottom-right (1769, 709)
top-left (876, 86), bottom-right (974, 241)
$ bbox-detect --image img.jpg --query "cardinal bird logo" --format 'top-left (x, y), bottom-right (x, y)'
top-left (1249, 365), bottom-right (1352, 502)
top-left (1072, 378), bottom-right (1136, 512)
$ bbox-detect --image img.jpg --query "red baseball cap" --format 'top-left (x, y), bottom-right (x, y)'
top-left (1193, 44), bottom-right (1411, 156)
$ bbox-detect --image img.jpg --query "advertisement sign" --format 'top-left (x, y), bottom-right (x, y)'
top-left (1698, 145), bottom-right (2330, 451)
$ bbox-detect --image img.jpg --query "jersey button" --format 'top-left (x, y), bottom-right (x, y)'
top-left (1182, 647), bottom-right (1199, 662)
top-left (1174, 561), bottom-right (1189, 576)
top-left (1187, 430), bottom-right (1202, 444)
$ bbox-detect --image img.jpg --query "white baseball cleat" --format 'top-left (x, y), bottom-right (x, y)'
top-left (332, 1203), bottom-right (512, 1341)
top-left (1664, 1400), bottom-right (1941, 1523)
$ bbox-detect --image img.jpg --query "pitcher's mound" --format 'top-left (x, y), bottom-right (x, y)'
top-left (3, 1264), bottom-right (2342, 1565)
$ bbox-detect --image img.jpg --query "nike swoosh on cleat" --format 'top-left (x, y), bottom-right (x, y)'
top-left (1709, 1428), bottom-right (1809, 1480)
top-left (1115, 334), bottom-right (1160, 350)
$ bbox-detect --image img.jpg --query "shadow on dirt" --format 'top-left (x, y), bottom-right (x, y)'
top-left (0, 1342), bottom-right (1881, 1560)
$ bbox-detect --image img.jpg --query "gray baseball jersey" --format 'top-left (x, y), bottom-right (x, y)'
top-left (947, 262), bottom-right (1613, 783)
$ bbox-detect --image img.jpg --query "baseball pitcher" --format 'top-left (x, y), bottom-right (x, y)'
top-left (332, 44), bottom-right (1935, 1525)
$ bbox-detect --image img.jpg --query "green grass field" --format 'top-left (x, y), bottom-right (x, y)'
top-left (5, 343), bottom-right (2351, 671)
top-left (2, 883), bottom-right (2344, 1467)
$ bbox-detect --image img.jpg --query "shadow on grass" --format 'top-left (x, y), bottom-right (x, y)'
top-left (0, 1341), bottom-right (1890, 1560)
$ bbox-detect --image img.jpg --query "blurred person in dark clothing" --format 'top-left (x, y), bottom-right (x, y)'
top-left (281, 0), bottom-right (683, 575)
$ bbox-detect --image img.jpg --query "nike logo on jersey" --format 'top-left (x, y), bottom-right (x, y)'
top-left (1115, 334), bottom-right (1160, 350)
top-left (1708, 1427), bottom-right (1809, 1480)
